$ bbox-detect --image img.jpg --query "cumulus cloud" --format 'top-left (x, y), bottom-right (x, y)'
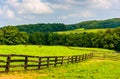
top-left (0, 0), bottom-right (120, 26)
top-left (6, 0), bottom-right (53, 14)
top-left (6, 0), bottom-right (20, 6)
top-left (19, 0), bottom-right (53, 14)
top-left (59, 10), bottom-right (93, 19)
top-left (90, 0), bottom-right (112, 9)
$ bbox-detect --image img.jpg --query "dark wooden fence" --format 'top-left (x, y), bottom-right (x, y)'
top-left (0, 53), bottom-right (93, 73)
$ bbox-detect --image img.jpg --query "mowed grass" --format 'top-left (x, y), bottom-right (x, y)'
top-left (57, 28), bottom-right (114, 34)
top-left (0, 59), bottom-right (120, 79)
top-left (0, 45), bottom-right (115, 56)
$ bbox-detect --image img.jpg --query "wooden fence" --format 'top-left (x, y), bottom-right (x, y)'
top-left (93, 52), bottom-right (120, 61)
top-left (0, 53), bottom-right (93, 73)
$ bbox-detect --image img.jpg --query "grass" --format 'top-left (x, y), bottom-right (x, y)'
top-left (0, 45), bottom-right (119, 79)
top-left (0, 45), bottom-right (115, 56)
top-left (0, 59), bottom-right (120, 79)
top-left (56, 28), bottom-right (114, 34)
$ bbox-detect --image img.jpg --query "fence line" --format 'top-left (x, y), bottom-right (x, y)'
top-left (93, 52), bottom-right (120, 61)
top-left (0, 53), bottom-right (93, 73)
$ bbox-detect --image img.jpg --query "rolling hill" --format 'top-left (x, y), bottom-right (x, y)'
top-left (14, 18), bottom-right (120, 34)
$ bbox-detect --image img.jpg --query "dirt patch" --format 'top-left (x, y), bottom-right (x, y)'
top-left (0, 71), bottom-right (48, 79)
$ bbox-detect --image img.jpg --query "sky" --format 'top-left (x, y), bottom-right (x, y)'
top-left (0, 0), bottom-right (120, 27)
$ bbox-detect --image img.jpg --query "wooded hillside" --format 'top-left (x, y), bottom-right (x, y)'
top-left (15, 18), bottom-right (120, 34)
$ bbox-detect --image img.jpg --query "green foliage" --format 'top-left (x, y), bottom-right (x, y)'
top-left (76, 18), bottom-right (120, 29)
top-left (16, 23), bottom-right (68, 34)
top-left (0, 26), bottom-right (29, 45)
top-left (12, 18), bottom-right (120, 34)
top-left (29, 32), bottom-right (45, 45)
top-left (1, 23), bottom-right (120, 51)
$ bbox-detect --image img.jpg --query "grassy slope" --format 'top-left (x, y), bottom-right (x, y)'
top-left (0, 59), bottom-right (120, 79)
top-left (56, 28), bottom-right (114, 34)
top-left (0, 45), bottom-right (115, 56)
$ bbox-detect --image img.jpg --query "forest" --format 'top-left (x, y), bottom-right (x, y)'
top-left (0, 25), bottom-right (120, 51)
top-left (16, 18), bottom-right (120, 34)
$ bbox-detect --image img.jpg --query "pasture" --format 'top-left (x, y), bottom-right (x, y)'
top-left (0, 59), bottom-right (120, 79)
top-left (56, 28), bottom-right (114, 34)
top-left (0, 45), bottom-right (119, 79)
top-left (0, 45), bottom-right (115, 56)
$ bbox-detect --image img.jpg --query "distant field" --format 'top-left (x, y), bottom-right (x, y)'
top-left (56, 28), bottom-right (114, 34)
top-left (0, 45), bottom-right (115, 56)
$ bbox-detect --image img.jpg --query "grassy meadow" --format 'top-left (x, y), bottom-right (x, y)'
top-left (0, 45), bottom-right (120, 79)
top-left (0, 45), bottom-right (115, 56)
top-left (56, 28), bottom-right (114, 34)
top-left (0, 59), bottom-right (120, 79)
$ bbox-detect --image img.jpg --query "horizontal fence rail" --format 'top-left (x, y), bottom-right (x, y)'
top-left (93, 52), bottom-right (120, 61)
top-left (0, 53), bottom-right (93, 73)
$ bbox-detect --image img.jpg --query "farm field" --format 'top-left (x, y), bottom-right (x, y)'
top-left (0, 45), bottom-right (119, 79)
top-left (0, 59), bottom-right (120, 79)
top-left (0, 45), bottom-right (115, 56)
top-left (56, 28), bottom-right (114, 34)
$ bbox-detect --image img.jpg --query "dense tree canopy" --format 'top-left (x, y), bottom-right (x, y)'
top-left (1, 18), bottom-right (120, 51)
top-left (0, 26), bottom-right (29, 45)
top-left (15, 18), bottom-right (120, 34)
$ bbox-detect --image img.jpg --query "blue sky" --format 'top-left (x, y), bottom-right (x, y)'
top-left (0, 0), bottom-right (120, 26)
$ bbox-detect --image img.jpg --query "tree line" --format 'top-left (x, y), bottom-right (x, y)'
top-left (16, 18), bottom-right (120, 34)
top-left (0, 26), bottom-right (120, 51)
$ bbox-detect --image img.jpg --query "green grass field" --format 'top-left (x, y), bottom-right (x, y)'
top-left (0, 59), bottom-right (120, 79)
top-left (0, 45), bottom-right (120, 79)
top-left (0, 45), bottom-right (115, 56)
top-left (56, 28), bottom-right (114, 34)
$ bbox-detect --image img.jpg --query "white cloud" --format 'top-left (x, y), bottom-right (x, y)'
top-left (65, 0), bottom-right (112, 9)
top-left (19, 0), bottom-right (53, 14)
top-left (6, 0), bottom-right (20, 6)
top-left (0, 6), bottom-right (15, 19)
top-left (65, 0), bottom-right (88, 5)
top-left (0, 9), bottom-right (3, 15)
top-left (59, 10), bottom-right (93, 19)
top-left (91, 0), bottom-right (112, 9)
top-left (6, 9), bottom-right (15, 18)
top-left (50, 4), bottom-right (70, 10)
top-left (6, 0), bottom-right (53, 14)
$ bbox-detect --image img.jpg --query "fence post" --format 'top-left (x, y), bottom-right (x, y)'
top-left (24, 56), bottom-right (28, 70)
top-left (85, 54), bottom-right (87, 60)
top-left (75, 56), bottom-right (77, 63)
top-left (5, 55), bottom-right (11, 73)
top-left (78, 55), bottom-right (80, 62)
top-left (71, 56), bottom-right (74, 63)
top-left (91, 53), bottom-right (93, 58)
top-left (67, 56), bottom-right (70, 63)
top-left (38, 57), bottom-right (41, 69)
top-left (61, 56), bottom-right (64, 65)
top-left (54, 57), bottom-right (57, 67)
top-left (82, 54), bottom-right (85, 61)
top-left (47, 57), bottom-right (50, 67)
